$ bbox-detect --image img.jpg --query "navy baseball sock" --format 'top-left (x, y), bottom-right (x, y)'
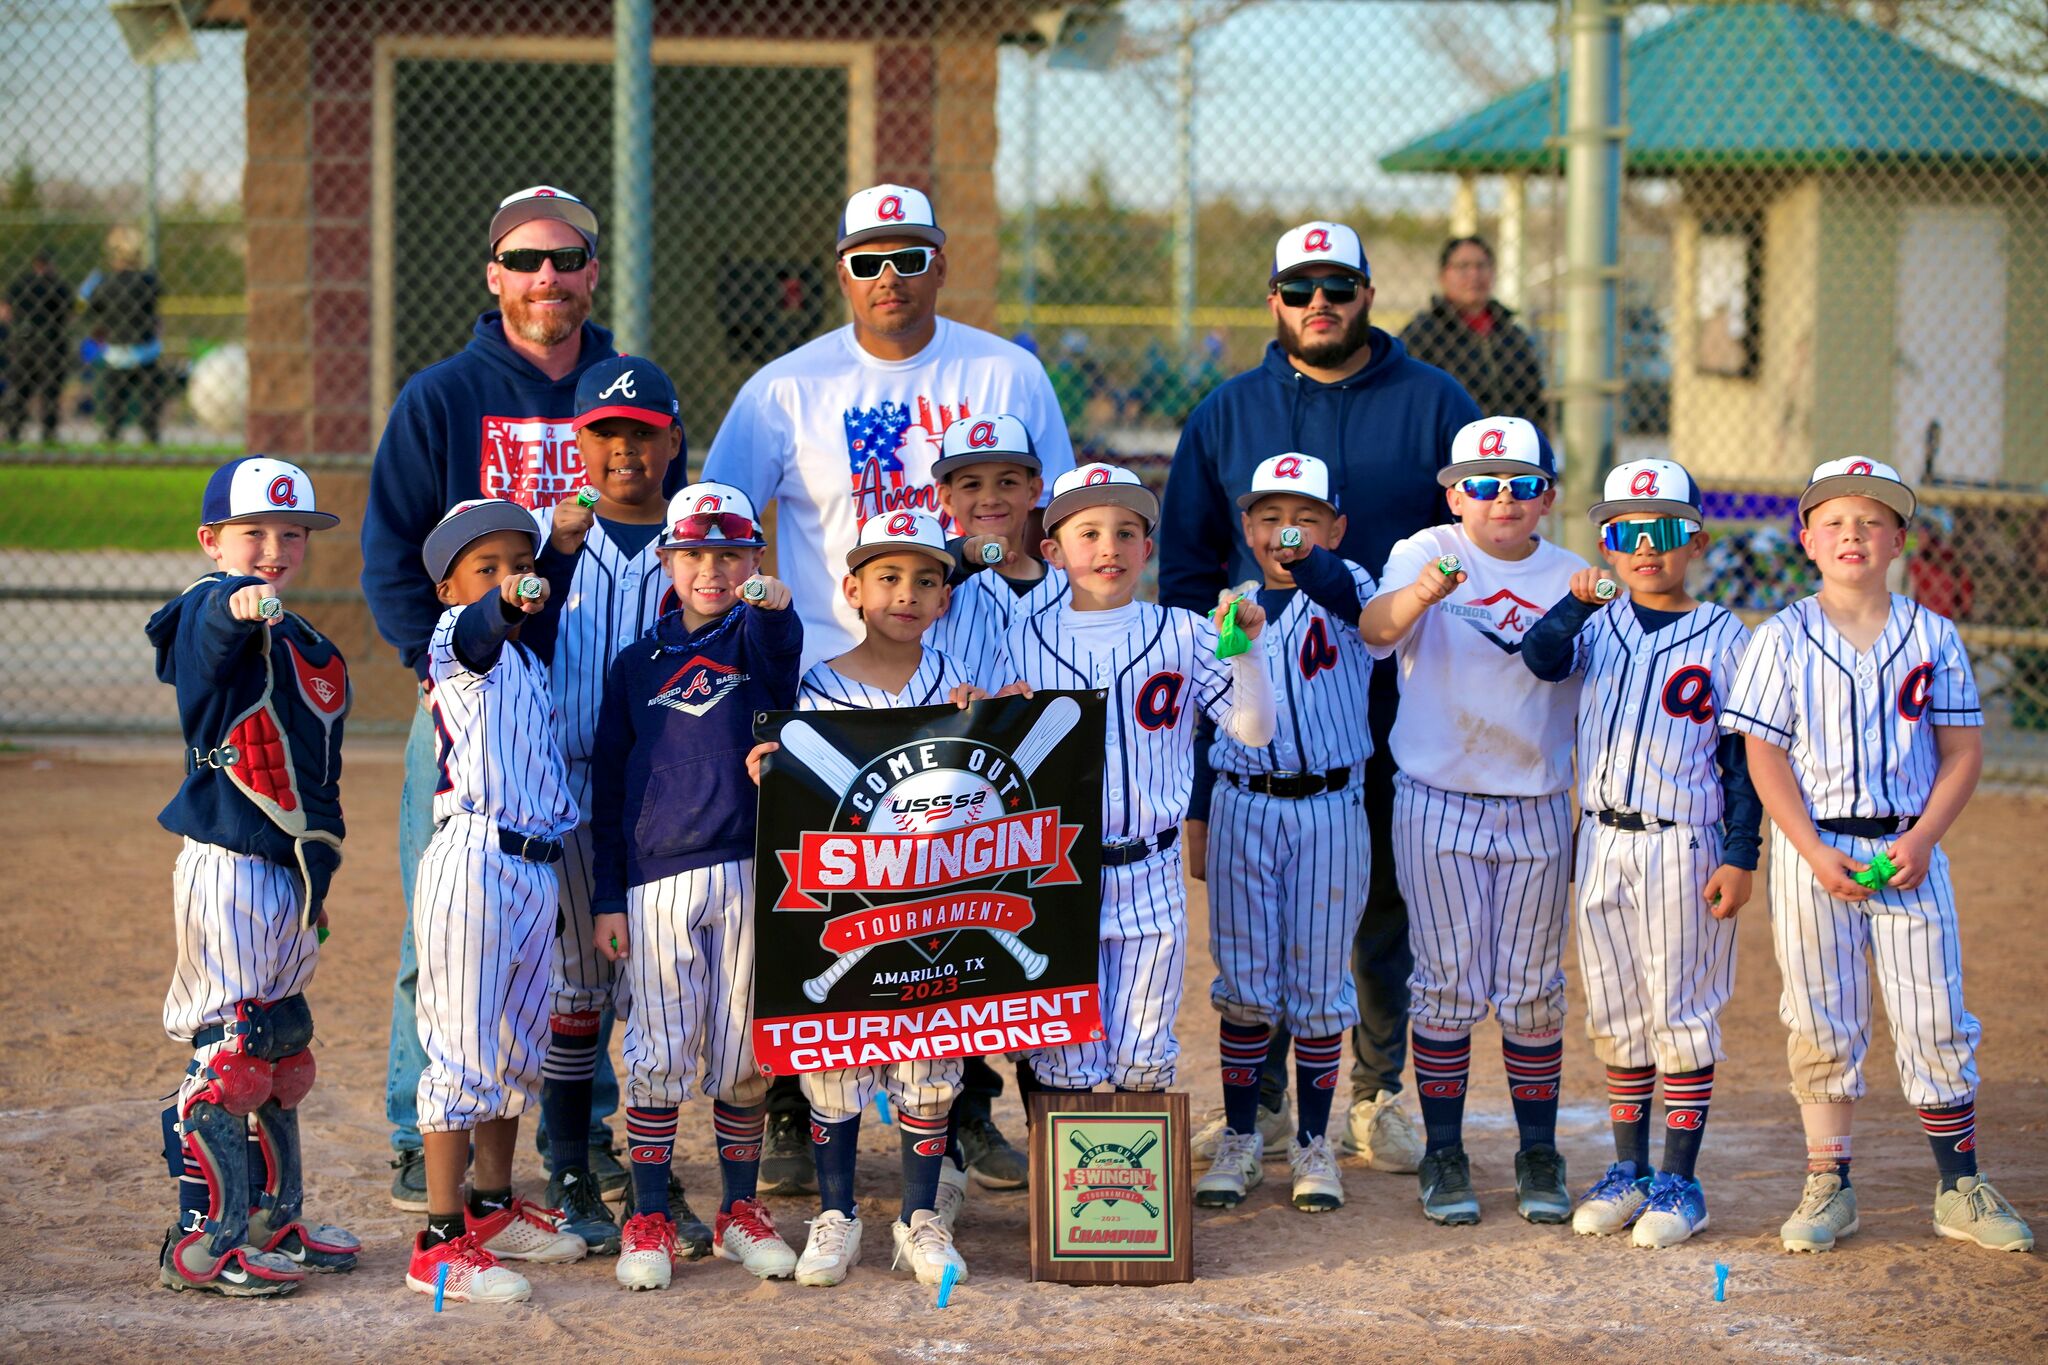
top-left (1918, 1101), bottom-right (1978, 1191)
top-left (1607, 1065), bottom-right (1657, 1170)
top-left (1292, 1034), bottom-right (1343, 1146)
top-left (812, 1110), bottom-right (860, 1217)
top-left (1411, 1027), bottom-right (1472, 1153)
top-left (711, 1101), bottom-right (765, 1213)
top-left (540, 1010), bottom-right (602, 1175)
top-left (626, 1105), bottom-right (678, 1218)
top-left (1502, 1031), bottom-right (1563, 1152)
top-left (1219, 1019), bottom-right (1272, 1137)
top-left (899, 1110), bottom-right (950, 1219)
top-left (1660, 1066), bottom-right (1713, 1181)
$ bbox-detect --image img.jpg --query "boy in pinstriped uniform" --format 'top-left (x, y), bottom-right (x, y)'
top-left (1726, 458), bottom-right (2032, 1255)
top-left (1522, 458), bottom-right (1760, 1249)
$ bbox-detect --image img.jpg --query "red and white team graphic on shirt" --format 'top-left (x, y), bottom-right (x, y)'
top-left (843, 397), bottom-right (972, 527)
top-left (479, 416), bottom-right (585, 509)
top-left (1443, 587), bottom-right (1548, 652)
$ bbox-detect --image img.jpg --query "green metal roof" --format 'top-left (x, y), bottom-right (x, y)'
top-left (1381, 2), bottom-right (2048, 174)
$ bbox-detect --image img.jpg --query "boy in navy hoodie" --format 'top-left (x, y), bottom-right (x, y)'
top-left (148, 457), bottom-right (356, 1297)
top-left (589, 482), bottom-right (803, 1292)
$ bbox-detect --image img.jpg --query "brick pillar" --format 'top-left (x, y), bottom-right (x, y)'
top-left (931, 39), bottom-right (999, 335)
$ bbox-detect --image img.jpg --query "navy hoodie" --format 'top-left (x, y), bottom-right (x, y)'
top-left (589, 601), bottom-right (803, 915)
top-left (146, 573), bottom-right (349, 906)
top-left (360, 311), bottom-right (690, 678)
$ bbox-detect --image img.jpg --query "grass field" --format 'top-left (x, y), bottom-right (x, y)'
top-left (0, 464), bottom-right (223, 551)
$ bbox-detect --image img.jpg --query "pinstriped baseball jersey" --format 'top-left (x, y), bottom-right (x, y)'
top-left (1209, 562), bottom-right (1376, 776)
top-left (1569, 601), bottom-right (1752, 824)
top-left (425, 606), bottom-right (579, 840)
top-left (1005, 601), bottom-right (1235, 842)
top-left (925, 569), bottom-right (1018, 694)
top-left (798, 646), bottom-right (971, 711)
top-left (1724, 594), bottom-right (1982, 817)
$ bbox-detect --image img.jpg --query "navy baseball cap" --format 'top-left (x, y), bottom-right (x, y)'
top-left (423, 498), bottom-right (543, 581)
top-left (573, 356), bottom-right (681, 431)
top-left (201, 456), bottom-right (338, 529)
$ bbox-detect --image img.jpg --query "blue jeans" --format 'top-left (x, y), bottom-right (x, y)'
top-left (386, 696), bottom-right (620, 1151)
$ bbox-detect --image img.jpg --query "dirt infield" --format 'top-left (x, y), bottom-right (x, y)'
top-left (1, 743), bottom-right (2041, 1363)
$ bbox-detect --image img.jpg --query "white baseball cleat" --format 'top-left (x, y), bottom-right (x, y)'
top-left (1195, 1129), bottom-right (1265, 1208)
top-left (615, 1212), bottom-right (677, 1290)
top-left (714, 1198), bottom-right (798, 1279)
top-left (1572, 1161), bottom-right (1651, 1237)
top-left (469, 1197), bottom-right (587, 1263)
top-left (794, 1210), bottom-right (863, 1287)
top-left (891, 1208), bottom-right (969, 1286)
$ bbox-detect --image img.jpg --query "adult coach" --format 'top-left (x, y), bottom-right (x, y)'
top-left (701, 182), bottom-right (1076, 1193)
top-left (361, 185), bottom-right (686, 1209)
top-left (1159, 221), bottom-right (1480, 1170)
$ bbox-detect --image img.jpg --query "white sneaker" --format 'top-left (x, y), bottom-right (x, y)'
top-left (615, 1212), bottom-right (677, 1291)
top-left (1190, 1104), bottom-right (1292, 1163)
top-left (1288, 1134), bottom-right (1345, 1213)
top-left (1341, 1090), bottom-right (1424, 1172)
top-left (470, 1197), bottom-right (587, 1263)
top-left (1195, 1129), bottom-right (1265, 1208)
top-left (891, 1208), bottom-right (969, 1286)
top-left (795, 1209), bottom-right (863, 1287)
top-left (404, 1232), bottom-right (530, 1305)
top-left (935, 1163), bottom-right (969, 1231)
top-left (714, 1198), bottom-right (798, 1279)
top-left (1781, 1172), bottom-right (1859, 1253)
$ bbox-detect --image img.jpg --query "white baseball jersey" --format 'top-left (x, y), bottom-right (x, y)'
top-left (1568, 601), bottom-right (1752, 823)
top-left (1209, 567), bottom-right (1377, 777)
top-left (925, 565), bottom-right (1067, 694)
top-left (791, 651), bottom-right (967, 1121)
top-left (1369, 525), bottom-right (1587, 796)
top-left (425, 605), bottom-right (579, 841)
top-left (620, 860), bottom-right (766, 1109)
top-left (1724, 594), bottom-right (1982, 817)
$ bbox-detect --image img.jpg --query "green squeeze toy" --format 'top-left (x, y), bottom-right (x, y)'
top-left (1852, 849), bottom-right (1899, 891)
top-left (1215, 580), bottom-right (1260, 660)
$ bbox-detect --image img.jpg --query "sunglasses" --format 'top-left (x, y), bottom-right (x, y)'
top-left (672, 512), bottom-right (758, 543)
top-left (493, 246), bottom-right (591, 273)
top-left (1275, 275), bottom-right (1362, 308)
top-left (1602, 517), bottom-right (1700, 554)
top-left (843, 247), bottom-right (935, 281)
top-left (1458, 475), bottom-right (1551, 502)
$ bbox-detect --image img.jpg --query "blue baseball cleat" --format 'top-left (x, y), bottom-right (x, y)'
top-left (1632, 1172), bottom-right (1709, 1248)
top-left (1572, 1160), bottom-right (1651, 1237)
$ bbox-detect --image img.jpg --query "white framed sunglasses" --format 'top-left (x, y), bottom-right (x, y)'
top-left (842, 246), bottom-right (935, 280)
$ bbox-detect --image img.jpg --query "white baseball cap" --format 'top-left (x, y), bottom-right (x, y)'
top-left (1799, 457), bottom-right (1916, 524)
top-left (838, 184), bottom-right (945, 252)
top-left (489, 185), bottom-right (598, 251)
top-left (201, 456), bottom-right (338, 530)
top-left (932, 413), bottom-right (1040, 480)
top-left (1439, 416), bottom-right (1557, 487)
top-left (1044, 462), bottom-right (1159, 532)
top-left (1236, 452), bottom-right (1337, 512)
top-left (1589, 458), bottom-right (1703, 524)
top-left (1271, 221), bottom-right (1370, 285)
top-left (847, 509), bottom-right (955, 572)
top-left (659, 482), bottom-right (765, 550)
top-left (423, 498), bottom-right (543, 580)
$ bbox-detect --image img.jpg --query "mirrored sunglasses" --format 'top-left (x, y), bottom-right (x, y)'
top-left (1275, 274), bottom-right (1362, 308)
top-left (673, 512), bottom-right (758, 543)
top-left (1459, 475), bottom-right (1550, 502)
top-left (842, 247), bottom-right (935, 280)
top-left (1602, 516), bottom-right (1700, 554)
top-left (493, 247), bottom-right (590, 273)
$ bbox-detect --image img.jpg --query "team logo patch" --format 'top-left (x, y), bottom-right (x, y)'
top-left (719, 1143), bottom-right (761, 1162)
top-left (1134, 672), bottom-right (1186, 731)
top-left (480, 415), bottom-right (583, 509)
top-left (1847, 459), bottom-right (1874, 476)
top-left (1609, 1103), bottom-right (1644, 1124)
top-left (966, 420), bottom-right (998, 449)
top-left (597, 370), bottom-right (637, 400)
top-left (267, 474), bottom-right (298, 508)
top-left (650, 655), bottom-right (746, 717)
top-left (1665, 1110), bottom-right (1704, 1131)
top-left (693, 494), bottom-right (723, 514)
top-left (1084, 466), bottom-right (1113, 486)
top-left (1311, 1070), bottom-right (1339, 1090)
top-left (1220, 1067), bottom-right (1259, 1088)
top-left (811, 1121), bottom-right (831, 1146)
top-left (1302, 228), bottom-right (1331, 252)
top-left (1511, 1083), bottom-right (1558, 1102)
top-left (1630, 469), bottom-right (1660, 496)
top-left (629, 1144), bottom-right (671, 1163)
top-left (1898, 662), bottom-right (1934, 721)
top-left (1443, 588), bottom-right (1545, 651)
top-left (884, 511), bottom-right (919, 537)
top-left (284, 641), bottom-right (348, 719)
top-left (1477, 428), bottom-right (1509, 459)
top-left (1956, 1133), bottom-right (1977, 1153)
top-left (912, 1136), bottom-right (949, 1157)
top-left (876, 193), bottom-right (905, 222)
top-left (1418, 1080), bottom-right (1465, 1099)
top-left (1273, 455), bottom-right (1304, 480)
top-left (1662, 665), bottom-right (1715, 724)
top-left (1299, 617), bottom-right (1339, 681)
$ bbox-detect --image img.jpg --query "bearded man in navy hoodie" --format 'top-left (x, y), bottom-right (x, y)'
top-left (361, 185), bottom-right (690, 1210)
top-left (1160, 221), bottom-right (1480, 1176)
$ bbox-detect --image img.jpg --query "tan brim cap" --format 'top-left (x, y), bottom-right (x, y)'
top-left (1045, 482), bottom-right (1159, 531)
top-left (1798, 475), bottom-right (1916, 524)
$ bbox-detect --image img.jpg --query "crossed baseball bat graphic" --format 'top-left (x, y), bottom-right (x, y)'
top-left (1068, 1128), bottom-right (1161, 1217)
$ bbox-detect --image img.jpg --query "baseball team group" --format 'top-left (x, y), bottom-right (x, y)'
top-left (144, 179), bottom-right (2033, 1307)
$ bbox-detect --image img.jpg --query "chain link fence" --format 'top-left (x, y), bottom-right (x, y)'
top-left (1, 0), bottom-right (2044, 778)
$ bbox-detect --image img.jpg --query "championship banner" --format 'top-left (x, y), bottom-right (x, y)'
top-left (751, 692), bottom-right (1106, 1076)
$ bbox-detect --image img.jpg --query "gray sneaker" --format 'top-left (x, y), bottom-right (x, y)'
top-left (389, 1147), bottom-right (428, 1212)
top-left (958, 1112), bottom-right (1028, 1190)
top-left (1514, 1145), bottom-right (1571, 1225)
top-left (1781, 1171), bottom-right (1859, 1253)
top-left (1932, 1176), bottom-right (2034, 1253)
top-left (1190, 1103), bottom-right (1291, 1163)
top-left (1418, 1145), bottom-right (1480, 1225)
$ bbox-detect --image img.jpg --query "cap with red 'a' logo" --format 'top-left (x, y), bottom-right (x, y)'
top-left (838, 183), bottom-right (945, 252)
top-left (659, 482), bottom-right (765, 550)
top-left (1439, 416), bottom-right (1556, 487)
top-left (1045, 461), bottom-right (1158, 532)
top-left (1799, 457), bottom-right (1916, 524)
top-left (847, 508), bottom-right (955, 572)
top-left (1237, 451), bottom-right (1338, 512)
top-left (1270, 220), bottom-right (1370, 284)
top-left (201, 456), bottom-right (339, 530)
top-left (1589, 458), bottom-right (1703, 525)
top-left (933, 412), bottom-right (1040, 479)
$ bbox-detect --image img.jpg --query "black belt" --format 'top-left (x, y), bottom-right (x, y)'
top-left (1816, 816), bottom-right (1918, 838)
top-left (499, 828), bottom-right (565, 864)
top-left (1225, 767), bottom-right (1352, 800)
top-left (1594, 810), bottom-right (1677, 831)
top-left (1101, 829), bottom-right (1179, 868)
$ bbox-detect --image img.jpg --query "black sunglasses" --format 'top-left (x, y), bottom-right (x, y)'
top-left (842, 247), bottom-right (935, 280)
top-left (494, 246), bottom-right (591, 274)
top-left (1276, 275), bottom-right (1363, 308)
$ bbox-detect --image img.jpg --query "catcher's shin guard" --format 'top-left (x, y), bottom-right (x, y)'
top-left (165, 1055), bottom-right (271, 1282)
top-left (245, 1076), bottom-right (360, 1271)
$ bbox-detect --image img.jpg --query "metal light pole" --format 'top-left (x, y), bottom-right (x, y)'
top-left (1170, 0), bottom-right (1197, 360)
top-left (611, 0), bottom-right (654, 355)
top-left (1560, 0), bottom-right (1623, 560)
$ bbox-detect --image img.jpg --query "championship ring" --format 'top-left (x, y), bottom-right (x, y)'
top-left (1279, 527), bottom-right (1303, 550)
top-left (1593, 577), bottom-right (1619, 601)
top-left (516, 575), bottom-right (544, 601)
top-left (741, 578), bottom-right (768, 603)
top-left (576, 487), bottom-right (600, 509)
top-left (981, 541), bottom-right (1006, 566)
top-left (257, 595), bottom-right (283, 620)
top-left (1437, 554), bottom-right (1462, 577)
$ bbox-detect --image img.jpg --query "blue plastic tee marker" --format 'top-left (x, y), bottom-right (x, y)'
top-left (434, 1262), bottom-right (448, 1311)
top-left (875, 1093), bottom-right (894, 1125)
top-left (937, 1261), bottom-right (959, 1308)
top-left (1713, 1263), bottom-right (1728, 1302)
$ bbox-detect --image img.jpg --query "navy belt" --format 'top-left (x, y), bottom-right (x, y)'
top-left (1226, 767), bottom-right (1351, 800)
top-left (1101, 828), bottom-right (1178, 868)
top-left (1594, 809), bottom-right (1676, 831)
top-left (1817, 816), bottom-right (1918, 838)
top-left (499, 828), bottom-right (565, 864)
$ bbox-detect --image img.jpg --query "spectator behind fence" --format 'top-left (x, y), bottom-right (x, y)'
top-left (1398, 236), bottom-right (1548, 434)
top-left (83, 226), bottom-right (163, 444)
top-left (5, 247), bottom-right (72, 444)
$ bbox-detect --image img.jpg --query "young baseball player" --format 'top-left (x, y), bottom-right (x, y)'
top-left (404, 498), bottom-right (588, 1305)
top-left (1358, 416), bottom-right (1588, 1228)
top-left (1006, 464), bottom-right (1276, 1107)
top-left (528, 355), bottom-right (685, 1256)
top-left (1196, 453), bottom-right (1378, 1215)
top-left (148, 457), bottom-right (355, 1297)
top-left (1520, 458), bottom-right (1761, 1249)
top-left (1725, 458), bottom-right (2034, 1255)
top-left (584, 481), bottom-right (803, 1291)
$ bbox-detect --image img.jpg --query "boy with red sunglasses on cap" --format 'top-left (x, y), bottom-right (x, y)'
top-left (1358, 415), bottom-right (1589, 1228)
top-left (1521, 457), bottom-right (1760, 1249)
top-left (587, 482), bottom-right (803, 1291)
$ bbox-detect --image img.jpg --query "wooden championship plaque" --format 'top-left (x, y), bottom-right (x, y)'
top-left (1028, 1091), bottom-right (1192, 1284)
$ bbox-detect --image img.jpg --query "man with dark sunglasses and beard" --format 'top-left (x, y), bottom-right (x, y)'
top-left (1160, 220), bottom-right (1480, 1181)
top-left (362, 185), bottom-right (691, 1217)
